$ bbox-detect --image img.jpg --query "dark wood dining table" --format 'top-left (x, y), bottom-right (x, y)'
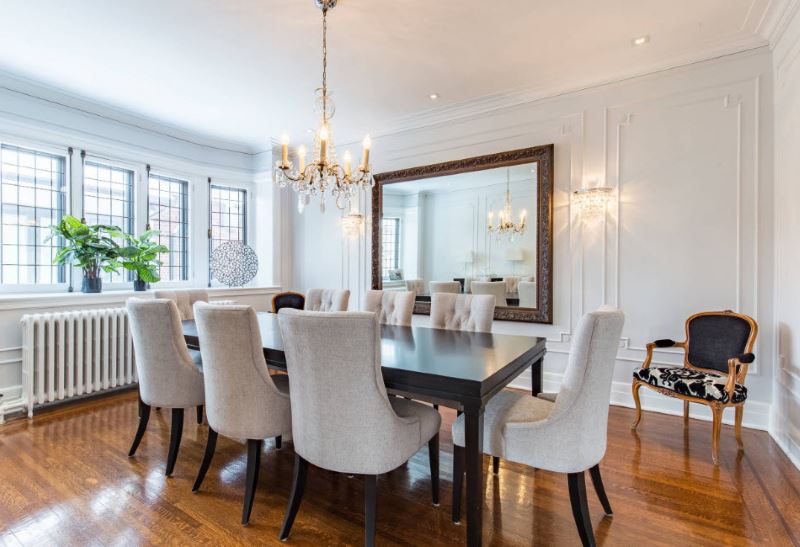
top-left (183, 312), bottom-right (546, 547)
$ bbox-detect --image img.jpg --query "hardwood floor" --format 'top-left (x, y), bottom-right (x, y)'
top-left (0, 391), bottom-right (798, 546)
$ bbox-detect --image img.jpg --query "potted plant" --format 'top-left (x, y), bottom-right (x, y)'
top-left (117, 230), bottom-right (169, 291)
top-left (49, 215), bottom-right (122, 293)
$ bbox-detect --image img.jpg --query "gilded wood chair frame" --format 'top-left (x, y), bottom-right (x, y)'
top-left (631, 310), bottom-right (758, 465)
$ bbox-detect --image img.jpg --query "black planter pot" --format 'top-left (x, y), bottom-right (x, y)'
top-left (133, 278), bottom-right (147, 292)
top-left (81, 275), bottom-right (102, 293)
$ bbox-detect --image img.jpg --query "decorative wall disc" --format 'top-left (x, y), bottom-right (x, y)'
top-left (210, 241), bottom-right (259, 287)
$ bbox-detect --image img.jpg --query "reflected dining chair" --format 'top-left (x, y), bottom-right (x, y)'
top-left (631, 310), bottom-right (758, 465)
top-left (405, 279), bottom-right (425, 294)
top-left (126, 298), bottom-right (205, 476)
top-left (430, 293), bottom-right (495, 333)
top-left (271, 291), bottom-right (305, 313)
top-left (518, 281), bottom-right (537, 308)
top-left (304, 288), bottom-right (350, 311)
top-left (451, 307), bottom-right (625, 547)
top-left (191, 302), bottom-right (292, 525)
top-left (429, 281), bottom-right (461, 294)
top-left (277, 310), bottom-right (441, 546)
top-left (471, 281), bottom-right (508, 307)
top-left (363, 289), bottom-right (415, 326)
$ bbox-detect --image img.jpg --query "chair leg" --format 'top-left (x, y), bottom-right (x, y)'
top-left (364, 474), bottom-right (377, 547)
top-left (588, 464), bottom-right (613, 515)
top-left (631, 381), bottom-right (643, 430)
top-left (165, 408), bottom-right (184, 476)
top-left (279, 454), bottom-right (309, 541)
top-left (275, 435), bottom-right (282, 450)
top-left (711, 404), bottom-right (723, 465)
top-left (683, 401), bottom-right (690, 425)
top-left (128, 402), bottom-right (150, 457)
top-left (196, 405), bottom-right (203, 425)
top-left (735, 405), bottom-right (744, 449)
top-left (242, 439), bottom-right (263, 525)
top-left (433, 404), bottom-right (439, 411)
top-left (492, 456), bottom-right (500, 475)
top-left (451, 444), bottom-right (464, 523)
top-left (428, 434), bottom-right (440, 506)
top-left (568, 471), bottom-right (595, 547)
top-left (192, 428), bottom-right (218, 492)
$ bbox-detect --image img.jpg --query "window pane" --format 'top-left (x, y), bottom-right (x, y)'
top-left (0, 144), bottom-right (65, 285)
top-left (209, 185), bottom-right (247, 284)
top-left (381, 217), bottom-right (400, 280)
top-left (148, 173), bottom-right (189, 281)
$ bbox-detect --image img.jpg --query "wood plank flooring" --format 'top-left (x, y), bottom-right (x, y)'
top-left (0, 391), bottom-right (798, 545)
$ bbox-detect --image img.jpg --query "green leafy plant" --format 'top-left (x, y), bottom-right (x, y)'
top-left (48, 215), bottom-right (123, 280)
top-left (116, 230), bottom-right (169, 284)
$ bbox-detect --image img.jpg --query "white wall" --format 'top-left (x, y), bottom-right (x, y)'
top-left (285, 48), bottom-right (776, 430)
top-left (771, 4), bottom-right (800, 467)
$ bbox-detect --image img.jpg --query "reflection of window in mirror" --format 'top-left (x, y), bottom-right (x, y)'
top-left (381, 217), bottom-right (401, 281)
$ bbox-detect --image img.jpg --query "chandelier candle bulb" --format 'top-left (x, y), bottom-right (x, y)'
top-left (361, 135), bottom-right (371, 170)
top-left (343, 150), bottom-right (352, 177)
top-left (298, 144), bottom-right (307, 172)
top-left (280, 134), bottom-right (290, 167)
top-left (319, 126), bottom-right (329, 164)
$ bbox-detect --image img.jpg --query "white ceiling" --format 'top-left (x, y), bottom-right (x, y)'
top-left (0, 0), bottom-right (778, 152)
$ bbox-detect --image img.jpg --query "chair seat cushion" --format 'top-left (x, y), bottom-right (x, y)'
top-left (452, 390), bottom-right (554, 454)
top-left (633, 366), bottom-right (747, 404)
top-left (389, 397), bottom-right (441, 445)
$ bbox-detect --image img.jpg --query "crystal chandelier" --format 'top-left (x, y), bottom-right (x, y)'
top-left (487, 168), bottom-right (527, 241)
top-left (273, 0), bottom-right (373, 214)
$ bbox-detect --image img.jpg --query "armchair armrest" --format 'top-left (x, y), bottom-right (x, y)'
top-left (641, 339), bottom-right (687, 369)
top-left (654, 339), bottom-right (677, 347)
top-left (725, 353), bottom-right (755, 395)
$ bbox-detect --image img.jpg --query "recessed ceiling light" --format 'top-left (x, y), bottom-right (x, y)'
top-left (429, 92), bottom-right (440, 100)
top-left (632, 35), bottom-right (650, 46)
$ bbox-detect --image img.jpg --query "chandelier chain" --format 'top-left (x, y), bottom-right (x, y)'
top-left (322, 8), bottom-right (328, 122)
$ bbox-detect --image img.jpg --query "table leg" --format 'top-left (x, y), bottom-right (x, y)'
top-left (464, 405), bottom-right (485, 547)
top-left (531, 356), bottom-right (543, 397)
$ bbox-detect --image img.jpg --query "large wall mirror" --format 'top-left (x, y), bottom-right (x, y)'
top-left (371, 145), bottom-right (553, 323)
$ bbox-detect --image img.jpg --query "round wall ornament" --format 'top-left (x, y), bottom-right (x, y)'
top-left (210, 241), bottom-right (259, 287)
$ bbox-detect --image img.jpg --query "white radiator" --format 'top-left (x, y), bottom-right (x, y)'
top-left (21, 308), bottom-right (137, 417)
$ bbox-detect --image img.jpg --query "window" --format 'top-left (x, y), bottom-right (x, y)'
top-left (83, 161), bottom-right (134, 283)
top-left (381, 217), bottom-right (400, 280)
top-left (148, 173), bottom-right (189, 281)
top-left (0, 144), bottom-right (66, 285)
top-left (209, 185), bottom-right (247, 282)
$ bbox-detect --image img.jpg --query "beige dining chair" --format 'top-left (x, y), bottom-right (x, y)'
top-left (363, 290), bottom-right (416, 326)
top-left (277, 310), bottom-right (441, 545)
top-left (451, 307), bottom-right (625, 547)
top-left (153, 289), bottom-right (209, 320)
top-left (126, 298), bottom-right (205, 476)
top-left (405, 279), bottom-right (426, 294)
top-left (518, 281), bottom-right (537, 308)
top-left (429, 281), bottom-right (461, 294)
top-left (504, 276), bottom-right (521, 293)
top-left (304, 288), bottom-right (350, 311)
top-left (430, 293), bottom-right (495, 333)
top-left (471, 281), bottom-right (508, 307)
top-left (191, 303), bottom-right (292, 526)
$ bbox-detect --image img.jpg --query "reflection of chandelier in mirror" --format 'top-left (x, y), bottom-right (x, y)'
top-left (573, 186), bottom-right (613, 221)
top-left (487, 168), bottom-right (527, 241)
top-left (273, 0), bottom-right (373, 215)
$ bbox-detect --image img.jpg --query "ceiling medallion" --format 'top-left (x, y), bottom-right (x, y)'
top-left (273, 0), bottom-right (373, 215)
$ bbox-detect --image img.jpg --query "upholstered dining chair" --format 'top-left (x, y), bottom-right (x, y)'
top-left (363, 289), bottom-right (416, 326)
top-left (429, 281), bottom-right (461, 294)
top-left (126, 298), bottom-right (205, 476)
top-left (451, 307), bottom-right (624, 547)
top-left (405, 279), bottom-right (425, 294)
top-left (277, 310), bottom-right (441, 546)
top-left (471, 281), bottom-right (508, 307)
top-left (631, 310), bottom-right (758, 465)
top-left (504, 276), bottom-right (521, 293)
top-left (430, 293), bottom-right (495, 333)
top-left (271, 291), bottom-right (305, 313)
top-left (304, 288), bottom-right (350, 311)
top-left (518, 281), bottom-right (537, 308)
top-left (153, 289), bottom-right (209, 320)
top-left (191, 302), bottom-right (292, 526)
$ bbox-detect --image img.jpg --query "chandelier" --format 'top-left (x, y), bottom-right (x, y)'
top-left (487, 168), bottom-right (527, 241)
top-left (273, 0), bottom-right (373, 214)
top-left (572, 186), bottom-right (613, 222)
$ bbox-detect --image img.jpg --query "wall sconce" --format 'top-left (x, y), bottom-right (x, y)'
top-left (572, 186), bottom-right (613, 222)
top-left (341, 210), bottom-right (365, 240)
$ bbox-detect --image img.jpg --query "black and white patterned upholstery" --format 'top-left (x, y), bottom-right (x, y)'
top-left (633, 366), bottom-right (747, 404)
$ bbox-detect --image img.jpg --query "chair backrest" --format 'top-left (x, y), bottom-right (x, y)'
top-left (125, 298), bottom-right (204, 408)
top-left (471, 281), bottom-right (507, 307)
top-left (363, 290), bottom-right (415, 326)
top-left (278, 309), bottom-right (422, 474)
top-left (430, 293), bottom-right (495, 332)
top-left (685, 311), bottom-right (757, 374)
top-left (272, 291), bottom-right (306, 313)
top-left (504, 276), bottom-right (521, 293)
top-left (518, 281), bottom-right (537, 308)
top-left (304, 288), bottom-right (350, 311)
top-left (193, 303), bottom-right (290, 440)
top-left (405, 279), bottom-right (425, 294)
top-left (153, 289), bottom-right (209, 320)
top-left (429, 281), bottom-right (461, 294)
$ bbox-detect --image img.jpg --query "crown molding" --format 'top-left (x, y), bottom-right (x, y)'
top-left (757, 0), bottom-right (800, 46)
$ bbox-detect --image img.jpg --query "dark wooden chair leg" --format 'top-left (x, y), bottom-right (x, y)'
top-left (364, 474), bottom-right (377, 547)
top-left (568, 471), bottom-right (595, 547)
top-left (196, 405), bottom-right (203, 424)
top-left (279, 454), bottom-right (309, 540)
top-left (128, 402), bottom-right (150, 457)
top-left (428, 433), bottom-right (440, 506)
top-left (451, 444), bottom-right (464, 523)
top-left (433, 404), bottom-right (439, 410)
top-left (242, 439), bottom-right (263, 526)
top-left (588, 464), bottom-right (612, 515)
top-left (492, 456), bottom-right (500, 475)
top-left (192, 428), bottom-right (218, 492)
top-left (275, 435), bottom-right (282, 450)
top-left (165, 408), bottom-right (184, 476)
